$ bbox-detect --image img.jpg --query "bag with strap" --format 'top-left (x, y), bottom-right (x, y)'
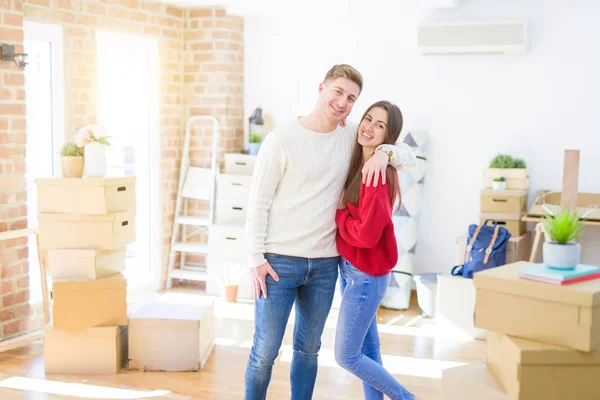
top-left (451, 220), bottom-right (511, 279)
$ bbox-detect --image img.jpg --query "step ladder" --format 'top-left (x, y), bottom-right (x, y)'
top-left (166, 116), bottom-right (220, 288)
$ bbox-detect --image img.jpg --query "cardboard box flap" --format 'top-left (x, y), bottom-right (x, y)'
top-left (39, 211), bottom-right (133, 222)
top-left (474, 262), bottom-right (600, 307)
top-left (48, 249), bottom-right (116, 259)
top-left (480, 189), bottom-right (528, 197)
top-left (46, 324), bottom-right (121, 338)
top-left (129, 294), bottom-right (214, 329)
top-left (506, 335), bottom-right (600, 366)
top-left (35, 176), bottom-right (136, 187)
top-left (53, 273), bottom-right (127, 292)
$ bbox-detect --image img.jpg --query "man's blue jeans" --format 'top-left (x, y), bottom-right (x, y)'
top-left (335, 258), bottom-right (414, 400)
top-left (244, 253), bottom-right (339, 400)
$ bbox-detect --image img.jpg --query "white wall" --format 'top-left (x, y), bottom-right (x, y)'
top-left (243, 0), bottom-right (600, 274)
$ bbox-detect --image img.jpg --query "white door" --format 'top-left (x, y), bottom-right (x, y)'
top-left (96, 31), bottom-right (160, 289)
top-left (23, 21), bottom-right (65, 304)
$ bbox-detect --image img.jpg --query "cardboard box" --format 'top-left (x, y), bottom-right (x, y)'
top-left (52, 273), bottom-right (128, 332)
top-left (36, 176), bottom-right (136, 215)
top-left (457, 231), bottom-right (532, 265)
top-left (484, 168), bottom-right (530, 190)
top-left (215, 201), bottom-right (248, 225)
top-left (474, 262), bottom-right (600, 352)
top-left (208, 224), bottom-right (246, 260)
top-left (223, 153), bottom-right (256, 175)
top-left (48, 248), bottom-right (126, 280)
top-left (128, 293), bottom-right (215, 371)
top-left (436, 275), bottom-right (487, 340)
top-left (487, 332), bottom-right (600, 400)
top-left (527, 190), bottom-right (600, 221)
top-left (479, 213), bottom-right (526, 237)
top-left (45, 325), bottom-right (128, 374)
top-left (480, 189), bottom-right (527, 214)
top-left (39, 211), bottom-right (135, 250)
top-left (216, 173), bottom-right (252, 201)
top-left (441, 362), bottom-right (509, 400)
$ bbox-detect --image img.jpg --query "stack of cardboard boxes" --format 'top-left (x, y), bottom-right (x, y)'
top-left (480, 167), bottom-right (529, 238)
top-left (471, 261), bottom-right (600, 399)
top-left (36, 177), bottom-right (135, 374)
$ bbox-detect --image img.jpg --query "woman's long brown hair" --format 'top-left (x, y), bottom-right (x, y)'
top-left (342, 101), bottom-right (403, 211)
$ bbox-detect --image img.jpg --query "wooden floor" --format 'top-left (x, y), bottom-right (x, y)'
top-left (0, 285), bottom-right (487, 399)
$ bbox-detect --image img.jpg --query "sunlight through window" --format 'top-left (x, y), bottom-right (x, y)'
top-left (0, 377), bottom-right (171, 399)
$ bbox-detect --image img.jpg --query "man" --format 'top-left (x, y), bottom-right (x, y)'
top-left (244, 64), bottom-right (416, 400)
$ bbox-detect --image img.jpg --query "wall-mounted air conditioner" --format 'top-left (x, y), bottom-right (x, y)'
top-left (417, 20), bottom-right (529, 56)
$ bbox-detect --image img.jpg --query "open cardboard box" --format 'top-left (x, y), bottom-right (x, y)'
top-left (527, 190), bottom-right (600, 221)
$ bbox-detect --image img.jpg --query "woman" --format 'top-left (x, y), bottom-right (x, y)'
top-left (334, 101), bottom-right (414, 400)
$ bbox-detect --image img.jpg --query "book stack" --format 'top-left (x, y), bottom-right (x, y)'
top-left (519, 263), bottom-right (600, 285)
top-left (470, 261), bottom-right (600, 399)
top-left (36, 177), bottom-right (136, 374)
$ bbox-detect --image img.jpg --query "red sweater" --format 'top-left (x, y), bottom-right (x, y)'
top-left (335, 181), bottom-right (398, 277)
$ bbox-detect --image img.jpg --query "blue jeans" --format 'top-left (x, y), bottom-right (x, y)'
top-left (244, 253), bottom-right (339, 400)
top-left (335, 258), bottom-right (414, 400)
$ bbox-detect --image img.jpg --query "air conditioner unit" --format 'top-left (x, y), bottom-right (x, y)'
top-left (417, 20), bottom-right (529, 55)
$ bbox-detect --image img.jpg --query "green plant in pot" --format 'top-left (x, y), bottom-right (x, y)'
top-left (542, 207), bottom-right (584, 269)
top-left (492, 176), bottom-right (506, 191)
top-left (248, 133), bottom-right (262, 156)
top-left (60, 141), bottom-right (84, 178)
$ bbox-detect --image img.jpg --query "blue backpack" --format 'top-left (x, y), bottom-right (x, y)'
top-left (451, 220), bottom-right (511, 279)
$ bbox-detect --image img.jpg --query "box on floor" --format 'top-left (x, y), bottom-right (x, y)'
top-left (487, 332), bottom-right (600, 400)
top-left (128, 293), bottom-right (215, 371)
top-left (441, 362), bottom-right (509, 400)
top-left (48, 248), bottom-right (126, 280)
top-left (39, 211), bottom-right (135, 250)
top-left (457, 232), bottom-right (531, 266)
top-left (45, 325), bottom-right (128, 374)
top-left (52, 273), bottom-right (128, 332)
top-left (474, 261), bottom-right (600, 352)
top-left (436, 274), bottom-right (487, 340)
top-left (35, 177), bottom-right (136, 215)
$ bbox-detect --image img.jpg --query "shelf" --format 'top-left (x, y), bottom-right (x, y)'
top-left (170, 268), bottom-right (208, 282)
top-left (172, 242), bottom-right (209, 253)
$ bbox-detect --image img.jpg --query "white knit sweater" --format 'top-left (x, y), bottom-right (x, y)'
top-left (245, 118), bottom-right (416, 269)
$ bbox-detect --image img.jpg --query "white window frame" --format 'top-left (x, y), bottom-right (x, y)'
top-left (23, 20), bottom-right (65, 175)
top-left (95, 31), bottom-right (162, 293)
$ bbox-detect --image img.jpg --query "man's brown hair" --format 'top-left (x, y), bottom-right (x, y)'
top-left (323, 64), bottom-right (363, 95)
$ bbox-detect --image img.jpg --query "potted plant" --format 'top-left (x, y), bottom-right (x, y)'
top-left (75, 125), bottom-right (111, 177)
top-left (492, 176), bottom-right (506, 191)
top-left (60, 141), bottom-right (84, 178)
top-left (220, 261), bottom-right (244, 302)
top-left (485, 154), bottom-right (529, 189)
top-left (542, 207), bottom-right (584, 269)
top-left (248, 133), bottom-right (262, 156)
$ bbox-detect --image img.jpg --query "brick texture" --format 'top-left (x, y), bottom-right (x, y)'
top-left (0, 1), bottom-right (244, 342)
top-left (0, 0), bottom-right (31, 342)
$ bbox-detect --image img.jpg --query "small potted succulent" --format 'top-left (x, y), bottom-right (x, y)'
top-left (60, 141), bottom-right (84, 178)
top-left (492, 176), bottom-right (506, 191)
top-left (542, 207), bottom-right (584, 269)
top-left (248, 133), bottom-right (262, 156)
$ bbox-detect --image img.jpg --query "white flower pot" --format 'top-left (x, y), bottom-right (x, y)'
top-left (84, 142), bottom-right (106, 177)
top-left (492, 181), bottom-right (506, 191)
top-left (543, 241), bottom-right (581, 269)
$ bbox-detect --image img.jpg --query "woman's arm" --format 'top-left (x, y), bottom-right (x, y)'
top-left (335, 183), bottom-right (392, 248)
